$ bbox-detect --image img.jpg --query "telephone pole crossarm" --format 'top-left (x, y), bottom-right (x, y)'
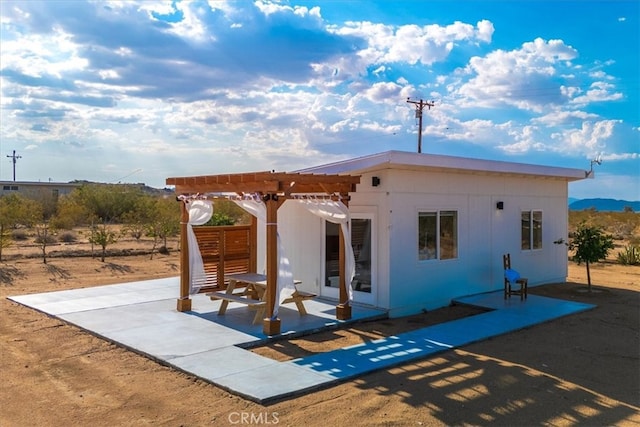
top-left (6, 150), bottom-right (22, 182)
top-left (406, 98), bottom-right (435, 153)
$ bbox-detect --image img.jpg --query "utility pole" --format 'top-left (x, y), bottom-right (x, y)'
top-left (406, 98), bottom-right (434, 153)
top-left (6, 150), bottom-right (22, 181)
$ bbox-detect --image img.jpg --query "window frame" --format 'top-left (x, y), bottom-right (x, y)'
top-left (418, 210), bottom-right (458, 261)
top-left (521, 209), bottom-right (543, 251)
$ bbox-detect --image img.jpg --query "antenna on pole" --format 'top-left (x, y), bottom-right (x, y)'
top-left (406, 98), bottom-right (434, 153)
top-left (6, 150), bottom-right (22, 181)
top-left (586, 154), bottom-right (603, 178)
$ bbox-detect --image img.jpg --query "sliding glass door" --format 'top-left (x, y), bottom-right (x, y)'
top-left (322, 214), bottom-right (376, 306)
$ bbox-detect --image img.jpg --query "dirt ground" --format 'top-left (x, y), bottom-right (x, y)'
top-left (1, 238), bottom-right (638, 426)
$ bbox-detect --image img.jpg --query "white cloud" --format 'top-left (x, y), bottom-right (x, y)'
top-left (0, 29), bottom-right (88, 78)
top-left (551, 120), bottom-right (620, 156)
top-left (500, 125), bottom-right (547, 153)
top-left (363, 82), bottom-right (403, 102)
top-left (166, 1), bottom-right (209, 41)
top-left (570, 81), bottom-right (623, 105)
top-left (0, 1), bottom-right (636, 199)
top-left (456, 38), bottom-right (579, 112)
top-left (331, 19), bottom-right (493, 69)
top-left (602, 152), bottom-right (638, 161)
top-left (533, 110), bottom-right (599, 126)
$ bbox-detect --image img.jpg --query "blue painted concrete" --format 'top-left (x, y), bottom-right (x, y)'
top-left (8, 279), bottom-right (595, 404)
top-left (290, 294), bottom-right (596, 388)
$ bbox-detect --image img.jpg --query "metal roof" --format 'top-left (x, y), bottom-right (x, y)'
top-left (296, 150), bottom-right (588, 181)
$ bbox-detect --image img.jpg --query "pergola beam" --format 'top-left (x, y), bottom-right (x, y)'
top-left (167, 171), bottom-right (360, 196)
top-left (172, 181), bottom-right (281, 194)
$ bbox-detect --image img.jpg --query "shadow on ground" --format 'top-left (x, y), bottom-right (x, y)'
top-left (348, 282), bottom-right (639, 425)
top-left (100, 262), bottom-right (134, 274)
top-left (46, 264), bottom-right (73, 281)
top-left (0, 264), bottom-right (25, 285)
top-left (351, 349), bottom-right (638, 426)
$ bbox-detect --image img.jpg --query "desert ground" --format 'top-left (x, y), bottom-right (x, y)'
top-left (1, 237), bottom-right (638, 427)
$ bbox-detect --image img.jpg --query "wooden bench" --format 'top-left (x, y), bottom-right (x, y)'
top-left (208, 273), bottom-right (318, 324)
top-left (207, 290), bottom-right (267, 319)
top-left (209, 290), bottom-right (317, 324)
top-left (281, 290), bottom-right (316, 316)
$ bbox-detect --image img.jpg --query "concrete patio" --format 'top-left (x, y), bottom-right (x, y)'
top-left (9, 277), bottom-right (595, 404)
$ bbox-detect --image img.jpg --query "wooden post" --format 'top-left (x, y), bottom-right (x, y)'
top-left (336, 195), bottom-right (352, 320)
top-left (249, 215), bottom-right (258, 273)
top-left (262, 194), bottom-right (281, 335)
top-left (177, 200), bottom-right (192, 312)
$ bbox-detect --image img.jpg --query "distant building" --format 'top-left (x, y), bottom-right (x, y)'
top-left (0, 180), bottom-right (81, 201)
top-left (0, 180), bottom-right (172, 202)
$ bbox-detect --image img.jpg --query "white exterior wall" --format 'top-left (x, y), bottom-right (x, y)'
top-left (374, 168), bottom-right (569, 317)
top-left (259, 166), bottom-right (570, 317)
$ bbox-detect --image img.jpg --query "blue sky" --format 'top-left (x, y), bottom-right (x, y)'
top-left (1, 0), bottom-right (638, 200)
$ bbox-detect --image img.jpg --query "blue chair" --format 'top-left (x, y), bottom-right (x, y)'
top-left (503, 254), bottom-right (528, 300)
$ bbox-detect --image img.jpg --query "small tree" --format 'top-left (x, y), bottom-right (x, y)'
top-left (34, 195), bottom-right (57, 265)
top-left (89, 223), bottom-right (119, 262)
top-left (34, 221), bottom-right (55, 264)
top-left (122, 196), bottom-right (155, 241)
top-left (569, 222), bottom-right (614, 292)
top-left (145, 198), bottom-right (180, 259)
top-left (0, 194), bottom-right (41, 261)
top-left (50, 195), bottom-right (89, 229)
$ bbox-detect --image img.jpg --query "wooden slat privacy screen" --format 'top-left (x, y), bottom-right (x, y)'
top-left (192, 225), bottom-right (255, 291)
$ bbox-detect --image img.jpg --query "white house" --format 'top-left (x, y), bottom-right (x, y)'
top-left (264, 151), bottom-right (587, 317)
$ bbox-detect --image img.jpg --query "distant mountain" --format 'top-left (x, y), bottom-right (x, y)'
top-left (569, 198), bottom-right (639, 212)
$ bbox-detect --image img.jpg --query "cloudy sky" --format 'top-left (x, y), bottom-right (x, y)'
top-left (1, 0), bottom-right (638, 200)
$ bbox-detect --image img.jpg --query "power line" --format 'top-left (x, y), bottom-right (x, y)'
top-left (6, 150), bottom-right (22, 182)
top-left (406, 98), bottom-right (434, 153)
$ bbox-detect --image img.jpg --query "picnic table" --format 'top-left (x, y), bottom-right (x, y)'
top-left (207, 273), bottom-right (316, 324)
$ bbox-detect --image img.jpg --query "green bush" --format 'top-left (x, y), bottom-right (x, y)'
top-left (617, 245), bottom-right (640, 266)
top-left (204, 212), bottom-right (235, 226)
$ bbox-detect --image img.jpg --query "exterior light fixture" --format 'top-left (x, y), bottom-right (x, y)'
top-left (496, 201), bottom-right (504, 210)
top-left (372, 176), bottom-right (381, 187)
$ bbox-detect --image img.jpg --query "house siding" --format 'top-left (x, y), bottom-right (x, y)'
top-left (354, 168), bottom-right (570, 316)
top-left (274, 151), bottom-right (581, 317)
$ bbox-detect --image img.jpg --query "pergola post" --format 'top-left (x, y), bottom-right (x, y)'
top-left (177, 201), bottom-right (192, 312)
top-left (336, 195), bottom-right (352, 320)
top-left (262, 194), bottom-right (281, 335)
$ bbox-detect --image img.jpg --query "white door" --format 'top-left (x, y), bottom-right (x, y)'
top-left (321, 214), bottom-right (376, 306)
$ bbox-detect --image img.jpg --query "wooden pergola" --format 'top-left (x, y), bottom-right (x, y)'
top-left (166, 170), bottom-right (361, 335)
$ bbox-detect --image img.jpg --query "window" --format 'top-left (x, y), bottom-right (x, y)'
top-left (351, 218), bottom-right (372, 293)
top-left (418, 210), bottom-right (458, 260)
top-left (521, 210), bottom-right (542, 250)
